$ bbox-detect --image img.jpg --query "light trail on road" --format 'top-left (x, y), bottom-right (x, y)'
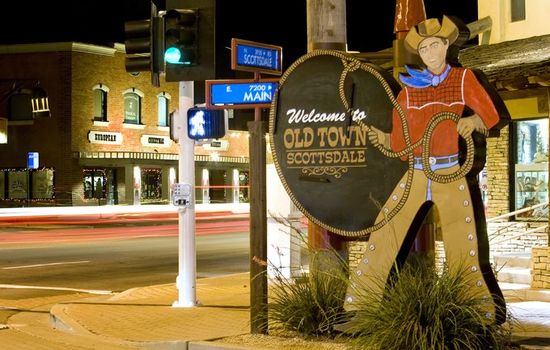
top-left (2, 261), bottom-right (90, 270)
top-left (0, 210), bottom-right (248, 227)
top-left (0, 219), bottom-right (249, 245)
top-left (0, 284), bottom-right (113, 295)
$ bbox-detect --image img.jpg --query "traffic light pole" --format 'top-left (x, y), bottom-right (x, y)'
top-left (173, 80), bottom-right (197, 308)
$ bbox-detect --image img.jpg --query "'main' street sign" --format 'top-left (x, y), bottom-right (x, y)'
top-left (205, 79), bottom-right (279, 110)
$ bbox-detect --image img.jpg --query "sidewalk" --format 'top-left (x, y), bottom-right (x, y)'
top-left (3, 273), bottom-right (550, 349)
top-left (51, 273), bottom-right (254, 350)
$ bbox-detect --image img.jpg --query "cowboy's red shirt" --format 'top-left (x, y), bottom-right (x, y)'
top-left (390, 66), bottom-right (500, 158)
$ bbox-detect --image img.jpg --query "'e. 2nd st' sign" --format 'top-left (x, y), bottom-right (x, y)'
top-left (205, 79), bottom-right (279, 110)
top-left (231, 38), bottom-right (282, 76)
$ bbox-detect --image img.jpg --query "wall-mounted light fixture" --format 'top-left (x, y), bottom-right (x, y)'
top-left (1, 80), bottom-right (51, 120)
top-left (30, 84), bottom-right (50, 118)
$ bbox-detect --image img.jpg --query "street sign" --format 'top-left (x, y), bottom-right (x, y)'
top-left (231, 38), bottom-right (282, 75)
top-left (205, 79), bottom-right (279, 110)
top-left (27, 152), bottom-right (39, 169)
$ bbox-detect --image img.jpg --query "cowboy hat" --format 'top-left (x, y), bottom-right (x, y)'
top-left (404, 16), bottom-right (459, 53)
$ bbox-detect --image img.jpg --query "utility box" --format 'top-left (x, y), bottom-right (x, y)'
top-left (172, 183), bottom-right (192, 207)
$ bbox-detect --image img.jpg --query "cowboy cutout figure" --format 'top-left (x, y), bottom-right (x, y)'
top-left (345, 16), bottom-right (507, 323)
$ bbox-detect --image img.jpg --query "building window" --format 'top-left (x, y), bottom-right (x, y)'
top-left (123, 88), bottom-right (144, 124)
top-left (511, 0), bottom-right (526, 22)
top-left (513, 118), bottom-right (548, 219)
top-left (83, 168), bottom-right (106, 199)
top-left (92, 84), bottom-right (109, 121)
top-left (239, 170), bottom-right (250, 203)
top-left (157, 92), bottom-right (171, 127)
top-left (32, 168), bottom-right (54, 199)
top-left (7, 169), bottom-right (29, 199)
top-left (141, 168), bottom-right (162, 201)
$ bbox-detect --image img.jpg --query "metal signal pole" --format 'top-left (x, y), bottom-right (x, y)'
top-left (173, 81), bottom-right (197, 308)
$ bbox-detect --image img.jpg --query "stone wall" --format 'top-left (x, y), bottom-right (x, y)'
top-left (487, 221), bottom-right (548, 255)
top-left (486, 125), bottom-right (510, 219)
top-left (532, 247), bottom-right (550, 289)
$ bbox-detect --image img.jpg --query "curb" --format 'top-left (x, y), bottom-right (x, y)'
top-left (188, 342), bottom-right (255, 350)
top-left (49, 304), bottom-right (92, 335)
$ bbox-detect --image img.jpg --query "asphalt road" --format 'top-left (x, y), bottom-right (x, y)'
top-left (0, 232), bottom-right (249, 300)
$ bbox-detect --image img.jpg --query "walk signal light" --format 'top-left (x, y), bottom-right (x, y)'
top-left (187, 107), bottom-right (226, 140)
top-left (164, 9), bottom-right (199, 66)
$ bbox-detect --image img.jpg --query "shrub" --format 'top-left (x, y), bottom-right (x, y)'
top-left (268, 249), bottom-right (349, 337)
top-left (348, 256), bottom-right (512, 350)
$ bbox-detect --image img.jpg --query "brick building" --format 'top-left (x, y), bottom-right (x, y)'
top-left (0, 42), bottom-right (250, 207)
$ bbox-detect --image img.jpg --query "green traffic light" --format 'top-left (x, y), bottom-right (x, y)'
top-left (165, 47), bottom-right (195, 65)
top-left (165, 47), bottom-right (181, 64)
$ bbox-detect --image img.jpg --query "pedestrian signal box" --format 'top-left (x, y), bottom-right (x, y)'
top-left (187, 107), bottom-right (226, 140)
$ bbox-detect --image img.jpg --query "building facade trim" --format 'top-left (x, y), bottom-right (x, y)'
top-left (0, 42), bottom-right (116, 56)
top-left (73, 151), bottom-right (250, 164)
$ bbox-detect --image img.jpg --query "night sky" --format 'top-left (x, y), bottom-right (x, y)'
top-left (0, 0), bottom-right (477, 72)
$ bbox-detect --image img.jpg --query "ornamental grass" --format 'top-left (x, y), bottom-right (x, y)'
top-left (347, 255), bottom-right (513, 350)
top-left (267, 248), bottom-right (349, 337)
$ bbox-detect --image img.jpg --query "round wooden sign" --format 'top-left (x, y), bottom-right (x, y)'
top-left (269, 50), bottom-right (407, 237)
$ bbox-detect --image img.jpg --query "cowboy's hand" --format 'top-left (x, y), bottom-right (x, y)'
top-left (368, 126), bottom-right (383, 145)
top-left (457, 114), bottom-right (488, 138)
top-left (368, 126), bottom-right (389, 148)
top-left (457, 118), bottom-right (475, 138)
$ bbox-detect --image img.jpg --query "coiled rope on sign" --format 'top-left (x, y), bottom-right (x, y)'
top-left (269, 50), bottom-right (474, 238)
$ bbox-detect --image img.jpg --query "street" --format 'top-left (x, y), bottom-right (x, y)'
top-left (0, 233), bottom-right (249, 300)
top-left (0, 206), bottom-right (250, 301)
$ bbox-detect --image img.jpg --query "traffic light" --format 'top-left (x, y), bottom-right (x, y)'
top-left (187, 107), bottom-right (226, 140)
top-left (124, 2), bottom-right (164, 87)
top-left (164, 0), bottom-right (216, 82)
top-left (164, 9), bottom-right (199, 66)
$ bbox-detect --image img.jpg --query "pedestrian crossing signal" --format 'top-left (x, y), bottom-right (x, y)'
top-left (187, 107), bottom-right (226, 140)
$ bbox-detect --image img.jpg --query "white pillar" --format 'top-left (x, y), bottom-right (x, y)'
top-left (202, 168), bottom-right (210, 204)
top-left (232, 168), bottom-right (240, 204)
top-left (169, 167), bottom-right (177, 203)
top-left (132, 165), bottom-right (141, 205)
top-left (266, 164), bottom-right (303, 279)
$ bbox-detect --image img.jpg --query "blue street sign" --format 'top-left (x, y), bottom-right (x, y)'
top-left (210, 81), bottom-right (278, 106)
top-left (231, 38), bottom-right (282, 75)
top-left (27, 152), bottom-right (39, 169)
top-left (236, 44), bottom-right (280, 72)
